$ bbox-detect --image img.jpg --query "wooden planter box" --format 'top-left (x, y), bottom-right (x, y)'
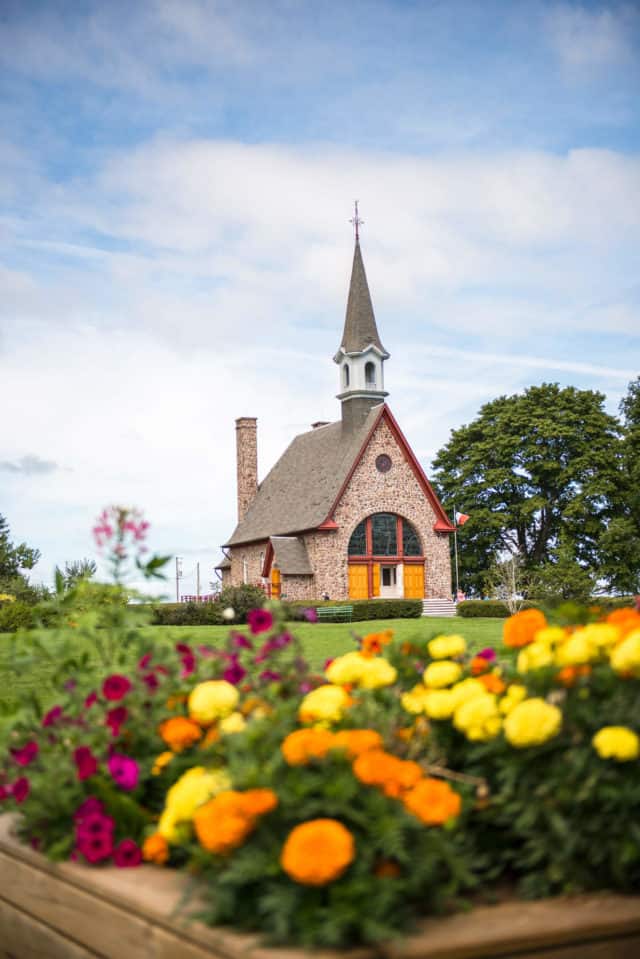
top-left (1, 815), bottom-right (640, 959)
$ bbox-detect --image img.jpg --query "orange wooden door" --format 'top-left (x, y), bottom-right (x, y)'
top-left (271, 567), bottom-right (281, 599)
top-left (403, 564), bottom-right (424, 599)
top-left (348, 564), bottom-right (369, 599)
top-left (372, 563), bottom-right (381, 597)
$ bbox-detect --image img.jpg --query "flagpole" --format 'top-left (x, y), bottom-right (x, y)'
top-left (453, 505), bottom-right (460, 602)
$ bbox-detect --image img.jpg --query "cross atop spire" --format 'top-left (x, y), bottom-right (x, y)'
top-left (349, 200), bottom-right (363, 242)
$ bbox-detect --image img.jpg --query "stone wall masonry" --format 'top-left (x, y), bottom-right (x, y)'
top-left (235, 418), bottom-right (258, 523)
top-left (280, 575), bottom-right (315, 601)
top-left (228, 541), bottom-right (269, 589)
top-left (304, 417), bottom-right (452, 601)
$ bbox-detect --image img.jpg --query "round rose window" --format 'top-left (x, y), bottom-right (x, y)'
top-left (375, 454), bottom-right (392, 473)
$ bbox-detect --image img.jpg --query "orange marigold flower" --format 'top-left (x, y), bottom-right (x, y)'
top-left (142, 832), bottom-right (169, 865)
top-left (478, 673), bottom-right (506, 694)
top-left (606, 608), bottom-right (640, 637)
top-left (470, 656), bottom-right (490, 676)
top-left (281, 819), bottom-right (355, 885)
top-left (281, 728), bottom-right (336, 765)
top-left (332, 729), bottom-right (383, 757)
top-left (352, 749), bottom-right (422, 797)
top-left (403, 778), bottom-right (462, 826)
top-left (556, 664), bottom-right (592, 687)
top-left (503, 609), bottom-right (547, 648)
top-left (165, 694), bottom-right (188, 710)
top-left (159, 716), bottom-right (202, 751)
top-left (238, 788), bottom-right (278, 817)
top-left (361, 630), bottom-right (394, 658)
top-left (200, 725), bottom-right (220, 748)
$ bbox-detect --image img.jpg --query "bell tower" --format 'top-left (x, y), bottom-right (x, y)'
top-left (334, 203), bottom-right (390, 431)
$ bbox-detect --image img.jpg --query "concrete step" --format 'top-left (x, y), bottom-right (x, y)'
top-left (422, 598), bottom-right (457, 618)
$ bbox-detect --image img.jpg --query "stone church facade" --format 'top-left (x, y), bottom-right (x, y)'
top-left (216, 234), bottom-right (454, 603)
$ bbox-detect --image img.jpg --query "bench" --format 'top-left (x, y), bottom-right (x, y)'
top-left (316, 605), bottom-right (353, 623)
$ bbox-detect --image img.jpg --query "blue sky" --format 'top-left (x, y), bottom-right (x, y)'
top-left (1, 0), bottom-right (639, 596)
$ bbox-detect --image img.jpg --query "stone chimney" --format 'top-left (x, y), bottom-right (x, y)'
top-left (235, 417), bottom-right (258, 523)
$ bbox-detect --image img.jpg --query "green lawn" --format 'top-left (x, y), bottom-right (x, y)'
top-left (0, 618), bottom-right (504, 742)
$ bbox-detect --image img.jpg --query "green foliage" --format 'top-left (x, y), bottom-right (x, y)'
top-left (286, 599), bottom-right (422, 622)
top-left (58, 558), bottom-right (97, 590)
top-left (218, 583), bottom-right (266, 622)
top-left (0, 600), bottom-right (38, 632)
top-left (432, 383), bottom-right (622, 595)
top-left (0, 514), bottom-right (42, 604)
top-left (457, 600), bottom-right (511, 618)
top-left (150, 602), bottom-right (225, 626)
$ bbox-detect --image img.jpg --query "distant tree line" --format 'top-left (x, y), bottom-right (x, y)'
top-left (433, 377), bottom-right (640, 601)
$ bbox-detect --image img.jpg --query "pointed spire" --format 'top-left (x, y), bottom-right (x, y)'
top-left (339, 238), bottom-right (388, 356)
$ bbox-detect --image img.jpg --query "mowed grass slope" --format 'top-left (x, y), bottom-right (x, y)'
top-left (0, 617), bottom-right (504, 726)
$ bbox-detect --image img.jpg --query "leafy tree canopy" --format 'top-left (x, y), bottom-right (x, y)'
top-left (432, 383), bottom-right (622, 596)
top-left (0, 514), bottom-right (42, 603)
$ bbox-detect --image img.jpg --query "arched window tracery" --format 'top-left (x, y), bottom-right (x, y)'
top-left (348, 513), bottom-right (422, 558)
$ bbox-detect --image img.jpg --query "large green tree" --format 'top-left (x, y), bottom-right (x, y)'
top-left (432, 383), bottom-right (621, 596)
top-left (0, 513), bottom-right (42, 602)
top-left (598, 377), bottom-right (640, 594)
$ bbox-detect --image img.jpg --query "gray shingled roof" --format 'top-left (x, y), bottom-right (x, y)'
top-left (270, 536), bottom-right (313, 574)
top-left (224, 406), bottom-right (381, 546)
top-left (214, 555), bottom-right (231, 569)
top-left (339, 241), bottom-right (388, 356)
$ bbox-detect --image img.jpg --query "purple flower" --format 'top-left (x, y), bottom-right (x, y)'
top-left (11, 741), bottom-right (39, 767)
top-left (230, 632), bottom-right (253, 650)
top-left (42, 705), bottom-right (62, 727)
top-left (247, 608), bottom-right (274, 635)
top-left (303, 607), bottom-right (318, 623)
top-left (75, 811), bottom-right (115, 840)
top-left (223, 655), bottom-right (247, 685)
top-left (63, 679), bottom-right (77, 692)
top-left (77, 832), bottom-right (113, 864)
top-left (259, 670), bottom-right (281, 683)
top-left (142, 672), bottom-right (159, 691)
top-left (102, 675), bottom-right (132, 701)
top-left (180, 653), bottom-right (196, 678)
top-left (108, 754), bottom-right (139, 791)
top-left (11, 777), bottom-right (30, 803)
top-left (299, 681), bottom-right (314, 694)
top-left (74, 797), bottom-right (104, 822)
top-left (74, 746), bottom-right (98, 781)
top-left (113, 838), bottom-right (142, 868)
top-left (478, 647), bottom-right (497, 661)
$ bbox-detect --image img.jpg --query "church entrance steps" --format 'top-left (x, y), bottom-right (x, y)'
top-left (422, 599), bottom-right (457, 617)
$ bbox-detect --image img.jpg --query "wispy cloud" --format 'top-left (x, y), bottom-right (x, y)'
top-left (545, 4), bottom-right (637, 70)
top-left (0, 455), bottom-right (61, 475)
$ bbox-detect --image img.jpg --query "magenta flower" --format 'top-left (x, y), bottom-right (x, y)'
top-left (323, 658), bottom-right (334, 670)
top-left (175, 642), bottom-right (191, 655)
top-left (63, 679), bottom-right (77, 691)
top-left (74, 797), bottom-right (104, 822)
top-left (42, 705), bottom-right (62, 727)
top-left (142, 672), bottom-right (159, 691)
top-left (78, 832), bottom-right (114, 864)
top-left (113, 838), bottom-right (142, 868)
top-left (84, 691), bottom-right (98, 709)
top-left (11, 777), bottom-right (30, 803)
top-left (223, 656), bottom-right (247, 685)
top-left (75, 811), bottom-right (115, 840)
top-left (11, 741), bottom-right (39, 767)
top-left (478, 647), bottom-right (497, 661)
top-left (247, 608), bottom-right (274, 635)
top-left (138, 653), bottom-right (152, 670)
top-left (106, 706), bottom-right (128, 737)
top-left (230, 632), bottom-right (253, 650)
top-left (303, 608), bottom-right (318, 623)
top-left (74, 746), bottom-right (99, 781)
top-left (180, 653), bottom-right (196, 678)
top-left (108, 754), bottom-right (139, 791)
top-left (0, 785), bottom-right (9, 801)
top-left (259, 670), bottom-right (281, 683)
top-left (102, 674), bottom-right (132, 701)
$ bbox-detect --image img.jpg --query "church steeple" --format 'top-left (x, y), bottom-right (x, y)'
top-left (334, 205), bottom-right (390, 431)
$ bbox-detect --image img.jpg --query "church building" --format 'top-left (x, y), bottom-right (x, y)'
top-left (216, 225), bottom-right (455, 608)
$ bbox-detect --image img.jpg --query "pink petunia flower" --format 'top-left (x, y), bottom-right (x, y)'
top-left (102, 675), bottom-right (132, 701)
top-left (106, 706), bottom-right (128, 737)
top-left (113, 838), bottom-right (142, 868)
top-left (42, 705), bottom-right (63, 727)
top-left (74, 797), bottom-right (104, 822)
top-left (247, 608), bottom-right (274, 635)
top-left (77, 832), bottom-right (114, 864)
top-left (74, 746), bottom-right (99, 781)
top-left (84, 691), bottom-right (98, 709)
top-left (138, 653), bottom-right (152, 670)
top-left (303, 608), bottom-right (318, 623)
top-left (108, 754), bottom-right (139, 791)
top-left (11, 741), bottom-right (39, 767)
top-left (11, 777), bottom-right (30, 803)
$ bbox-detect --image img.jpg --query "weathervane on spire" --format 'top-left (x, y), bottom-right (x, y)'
top-left (349, 200), bottom-right (363, 241)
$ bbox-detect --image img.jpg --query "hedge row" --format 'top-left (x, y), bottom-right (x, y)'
top-left (285, 598), bottom-right (422, 622)
top-left (456, 596), bottom-right (636, 618)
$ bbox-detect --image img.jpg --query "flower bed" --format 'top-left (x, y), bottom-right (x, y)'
top-left (2, 510), bottom-right (640, 950)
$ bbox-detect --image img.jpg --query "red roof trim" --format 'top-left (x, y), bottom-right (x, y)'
top-left (317, 519), bottom-right (339, 530)
top-left (320, 404), bottom-right (456, 533)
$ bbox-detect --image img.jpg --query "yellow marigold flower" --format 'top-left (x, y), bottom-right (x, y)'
top-left (281, 819), bottom-right (355, 886)
top-left (188, 680), bottom-right (239, 725)
top-left (555, 632), bottom-right (598, 667)
top-left (579, 623), bottom-right (620, 648)
top-left (401, 684), bottom-right (431, 715)
top-left (592, 726), bottom-right (640, 762)
top-left (358, 656), bottom-right (397, 689)
top-left (427, 634), bottom-right (467, 660)
top-left (423, 689), bottom-right (456, 720)
top-left (610, 630), bottom-right (640, 676)
top-left (159, 716), bottom-right (202, 752)
top-left (454, 694), bottom-right (502, 741)
top-left (326, 651), bottom-right (397, 689)
top-left (142, 832), bottom-right (169, 865)
top-left (281, 728), bottom-right (336, 765)
top-left (534, 626), bottom-right (569, 646)
top-left (0, 593), bottom-right (16, 603)
top-left (152, 750), bottom-right (175, 775)
top-left (158, 766), bottom-right (231, 840)
top-left (332, 729), bottom-right (383, 757)
top-left (503, 609), bottom-right (547, 648)
top-left (423, 660), bottom-right (462, 689)
top-left (299, 684), bottom-right (350, 723)
top-left (219, 711), bottom-right (246, 735)
top-left (403, 778), bottom-right (462, 826)
top-left (503, 698), bottom-right (562, 748)
top-left (449, 678), bottom-right (486, 711)
top-left (499, 684), bottom-right (527, 715)
top-left (517, 641), bottom-right (554, 674)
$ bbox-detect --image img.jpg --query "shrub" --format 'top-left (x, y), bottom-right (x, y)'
top-left (0, 600), bottom-right (37, 632)
top-left (457, 600), bottom-right (510, 618)
top-left (285, 598), bottom-right (422, 622)
top-left (218, 584), bottom-right (266, 623)
top-left (150, 602), bottom-right (225, 626)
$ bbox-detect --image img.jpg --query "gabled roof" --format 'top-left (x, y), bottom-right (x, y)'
top-left (224, 407), bottom-right (381, 546)
top-left (214, 555), bottom-right (231, 569)
top-left (224, 404), bottom-right (454, 546)
top-left (270, 536), bottom-right (313, 574)
top-left (337, 240), bottom-right (388, 357)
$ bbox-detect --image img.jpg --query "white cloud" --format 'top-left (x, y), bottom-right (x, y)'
top-left (546, 4), bottom-right (636, 70)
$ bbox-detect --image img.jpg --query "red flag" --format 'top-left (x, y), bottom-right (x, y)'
top-left (455, 511), bottom-right (470, 526)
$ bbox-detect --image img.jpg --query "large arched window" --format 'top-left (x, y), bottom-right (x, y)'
top-left (365, 361), bottom-right (376, 388)
top-left (343, 364), bottom-right (350, 389)
top-left (348, 513), bottom-right (422, 557)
